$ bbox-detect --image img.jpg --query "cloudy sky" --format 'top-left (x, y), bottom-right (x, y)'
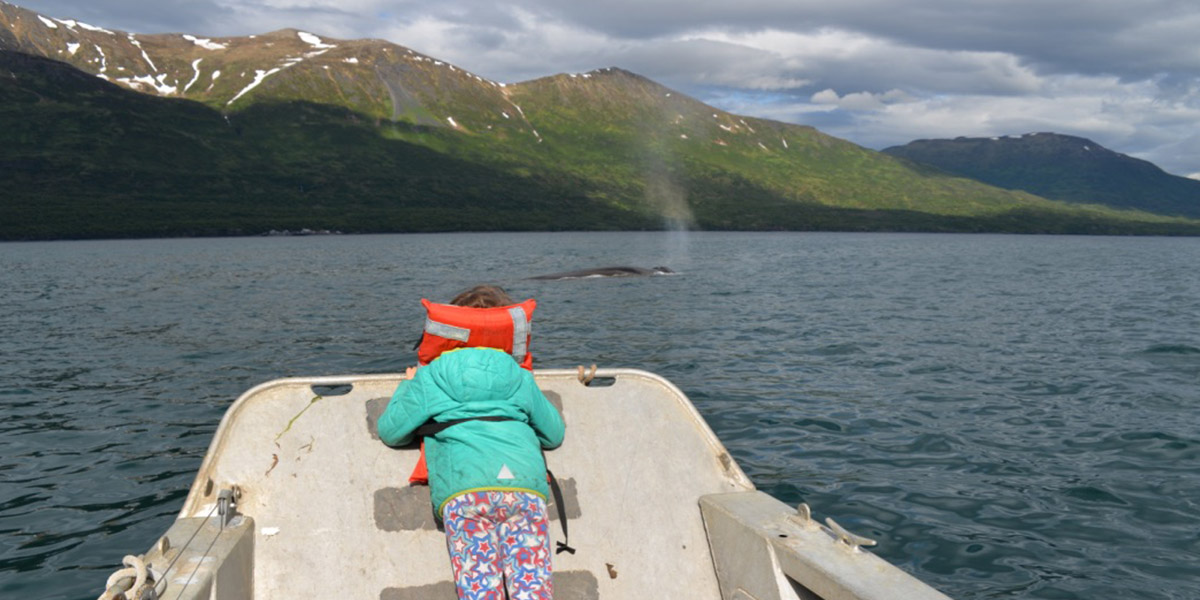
top-left (14, 0), bottom-right (1200, 177)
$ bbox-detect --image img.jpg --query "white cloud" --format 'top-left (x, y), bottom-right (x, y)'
top-left (685, 28), bottom-right (1044, 96)
top-left (608, 38), bottom-right (810, 91)
top-left (718, 72), bottom-right (1200, 176)
top-left (811, 89), bottom-right (839, 104)
top-left (809, 88), bottom-right (915, 111)
top-left (370, 9), bottom-right (618, 82)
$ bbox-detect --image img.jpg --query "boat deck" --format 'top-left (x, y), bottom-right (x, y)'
top-left (174, 369), bottom-right (751, 599)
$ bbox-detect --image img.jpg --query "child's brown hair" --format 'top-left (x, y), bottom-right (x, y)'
top-left (449, 285), bottom-right (514, 308)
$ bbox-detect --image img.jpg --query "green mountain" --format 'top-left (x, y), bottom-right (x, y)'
top-left (2, 2), bottom-right (1198, 239)
top-left (883, 133), bottom-right (1200, 218)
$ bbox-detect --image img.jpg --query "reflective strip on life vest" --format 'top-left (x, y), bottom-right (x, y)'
top-left (509, 306), bottom-right (529, 364)
top-left (424, 318), bottom-right (470, 342)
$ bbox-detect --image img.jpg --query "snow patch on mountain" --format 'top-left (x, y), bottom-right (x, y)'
top-left (117, 73), bottom-right (177, 95)
top-left (66, 42), bottom-right (80, 55)
top-left (52, 18), bottom-right (106, 32)
top-left (184, 58), bottom-right (203, 92)
top-left (228, 68), bottom-right (281, 105)
top-left (37, 15), bottom-right (56, 28)
top-left (94, 44), bottom-right (107, 72)
top-left (297, 31), bottom-right (335, 49)
top-left (183, 35), bottom-right (227, 51)
top-left (74, 20), bottom-right (113, 34)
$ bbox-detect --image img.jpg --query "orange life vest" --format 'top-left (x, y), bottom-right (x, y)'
top-left (417, 298), bottom-right (536, 370)
top-left (409, 298), bottom-right (537, 485)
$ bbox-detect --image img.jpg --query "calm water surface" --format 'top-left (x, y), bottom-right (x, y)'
top-left (2, 232), bottom-right (1199, 599)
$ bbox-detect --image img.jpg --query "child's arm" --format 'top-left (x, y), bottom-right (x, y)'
top-left (377, 369), bottom-right (435, 446)
top-left (523, 374), bottom-right (565, 449)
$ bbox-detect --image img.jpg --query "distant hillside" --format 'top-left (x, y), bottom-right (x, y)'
top-left (883, 133), bottom-right (1200, 218)
top-left (3, 1), bottom-right (1199, 239)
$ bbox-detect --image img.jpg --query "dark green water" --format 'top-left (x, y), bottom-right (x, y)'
top-left (2, 232), bottom-right (1199, 599)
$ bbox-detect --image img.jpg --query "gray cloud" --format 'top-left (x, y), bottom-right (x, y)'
top-left (609, 39), bottom-right (809, 91)
top-left (496, 0), bottom-right (1197, 82)
top-left (519, 0), bottom-right (1200, 80)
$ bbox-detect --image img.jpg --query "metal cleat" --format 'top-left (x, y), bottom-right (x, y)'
top-left (825, 517), bottom-right (877, 552)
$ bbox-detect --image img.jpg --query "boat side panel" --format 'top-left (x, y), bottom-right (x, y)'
top-left (701, 492), bottom-right (954, 600)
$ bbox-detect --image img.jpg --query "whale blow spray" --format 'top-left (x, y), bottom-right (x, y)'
top-left (644, 170), bottom-right (693, 268)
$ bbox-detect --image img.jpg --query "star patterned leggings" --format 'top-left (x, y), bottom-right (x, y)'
top-left (442, 491), bottom-right (553, 600)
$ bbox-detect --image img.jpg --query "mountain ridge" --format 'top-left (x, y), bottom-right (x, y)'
top-left (883, 133), bottom-right (1200, 218)
top-left (3, 1), bottom-right (1199, 238)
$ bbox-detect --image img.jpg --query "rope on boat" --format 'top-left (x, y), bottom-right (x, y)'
top-left (100, 493), bottom-right (235, 600)
top-left (576, 364), bottom-right (597, 385)
top-left (97, 554), bottom-right (151, 600)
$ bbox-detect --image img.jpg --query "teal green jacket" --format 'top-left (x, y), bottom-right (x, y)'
top-left (377, 347), bottom-right (565, 516)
